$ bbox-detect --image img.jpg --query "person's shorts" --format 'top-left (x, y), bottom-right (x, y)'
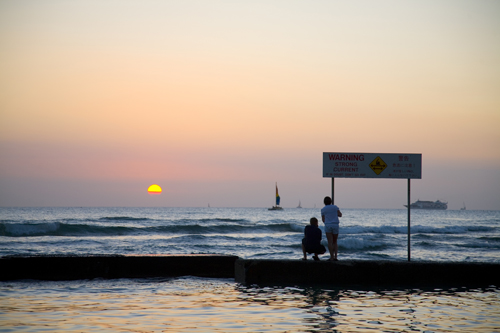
top-left (324, 224), bottom-right (339, 234)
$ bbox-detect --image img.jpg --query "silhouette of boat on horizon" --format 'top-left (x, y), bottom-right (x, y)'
top-left (404, 199), bottom-right (447, 210)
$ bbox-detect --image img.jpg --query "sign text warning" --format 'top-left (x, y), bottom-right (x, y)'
top-left (323, 153), bottom-right (422, 179)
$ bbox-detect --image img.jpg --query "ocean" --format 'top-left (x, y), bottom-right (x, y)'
top-left (1, 207), bottom-right (499, 262)
top-left (1, 207), bottom-right (499, 332)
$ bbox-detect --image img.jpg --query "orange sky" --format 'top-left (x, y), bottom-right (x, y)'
top-left (1, 1), bottom-right (499, 209)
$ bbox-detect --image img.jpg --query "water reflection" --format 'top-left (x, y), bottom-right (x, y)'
top-left (0, 278), bottom-right (498, 332)
top-left (236, 284), bottom-right (500, 332)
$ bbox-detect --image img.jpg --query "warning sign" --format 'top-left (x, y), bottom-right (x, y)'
top-left (369, 156), bottom-right (387, 175)
top-left (323, 152), bottom-right (422, 179)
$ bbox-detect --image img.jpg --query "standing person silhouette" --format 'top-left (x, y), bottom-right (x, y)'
top-left (321, 196), bottom-right (342, 261)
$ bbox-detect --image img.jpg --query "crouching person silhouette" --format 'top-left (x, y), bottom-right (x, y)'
top-left (302, 217), bottom-right (326, 260)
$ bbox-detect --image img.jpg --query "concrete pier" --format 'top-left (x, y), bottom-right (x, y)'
top-left (2, 256), bottom-right (499, 287)
top-left (0, 255), bottom-right (238, 281)
top-left (235, 259), bottom-right (500, 287)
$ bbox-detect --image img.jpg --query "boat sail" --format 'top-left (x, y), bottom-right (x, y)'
top-left (268, 183), bottom-right (283, 210)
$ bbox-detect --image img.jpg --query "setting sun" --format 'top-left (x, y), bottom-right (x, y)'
top-left (147, 184), bottom-right (162, 195)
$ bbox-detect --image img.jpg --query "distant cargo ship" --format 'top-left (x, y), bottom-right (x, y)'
top-left (405, 200), bottom-right (448, 210)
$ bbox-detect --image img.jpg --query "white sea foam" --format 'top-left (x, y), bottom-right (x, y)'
top-left (340, 225), bottom-right (494, 235)
top-left (336, 237), bottom-right (388, 251)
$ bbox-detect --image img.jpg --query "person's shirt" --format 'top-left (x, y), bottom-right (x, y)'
top-left (304, 225), bottom-right (322, 247)
top-left (321, 204), bottom-right (340, 225)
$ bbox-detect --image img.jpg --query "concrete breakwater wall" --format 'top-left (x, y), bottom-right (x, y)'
top-left (235, 259), bottom-right (500, 287)
top-left (1, 255), bottom-right (499, 287)
top-left (0, 255), bottom-right (238, 281)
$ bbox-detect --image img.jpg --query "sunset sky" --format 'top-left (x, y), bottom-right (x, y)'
top-left (1, 0), bottom-right (499, 209)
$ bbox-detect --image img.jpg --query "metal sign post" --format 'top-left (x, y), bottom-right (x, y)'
top-left (331, 178), bottom-right (335, 205)
top-left (408, 179), bottom-right (411, 261)
top-left (323, 152), bottom-right (421, 261)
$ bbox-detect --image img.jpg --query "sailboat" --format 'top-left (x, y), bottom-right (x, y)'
top-left (268, 183), bottom-right (283, 211)
top-left (297, 200), bottom-right (302, 208)
top-left (461, 202), bottom-right (466, 210)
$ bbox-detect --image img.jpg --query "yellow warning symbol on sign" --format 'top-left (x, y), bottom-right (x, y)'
top-left (369, 156), bottom-right (387, 175)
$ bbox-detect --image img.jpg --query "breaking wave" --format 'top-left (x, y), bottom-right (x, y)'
top-left (0, 222), bottom-right (298, 237)
top-left (342, 225), bottom-right (495, 234)
top-left (337, 237), bottom-right (390, 251)
top-left (0, 220), bottom-right (496, 238)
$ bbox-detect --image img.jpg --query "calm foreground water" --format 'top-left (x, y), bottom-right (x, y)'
top-left (1, 207), bottom-right (499, 332)
top-left (1, 277), bottom-right (499, 332)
